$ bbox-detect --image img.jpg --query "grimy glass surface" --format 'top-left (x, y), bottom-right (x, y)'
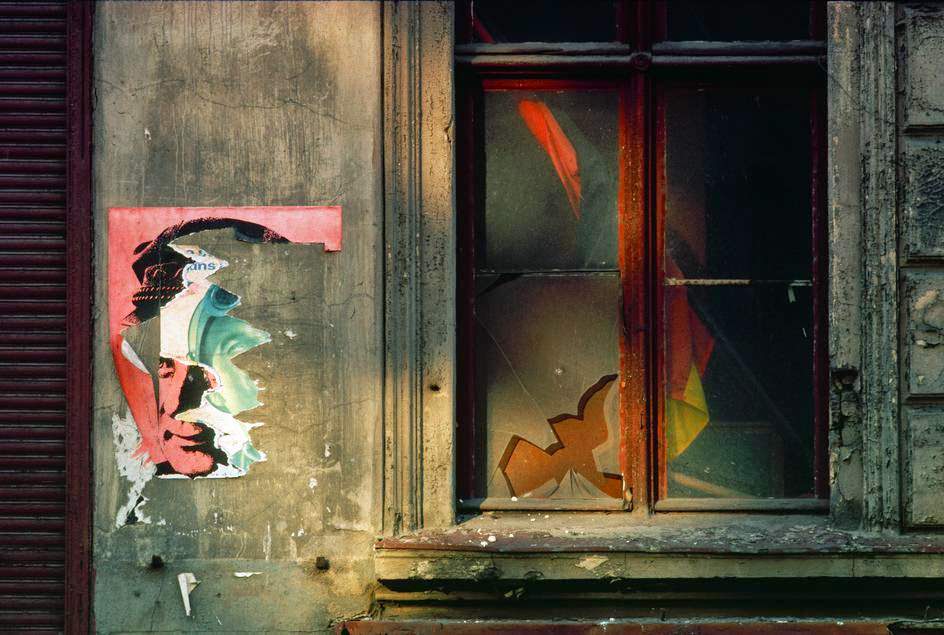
top-left (472, 0), bottom-right (621, 43)
top-left (475, 274), bottom-right (621, 500)
top-left (664, 0), bottom-right (811, 42)
top-left (664, 87), bottom-right (812, 281)
top-left (663, 85), bottom-right (814, 500)
top-left (483, 89), bottom-right (619, 272)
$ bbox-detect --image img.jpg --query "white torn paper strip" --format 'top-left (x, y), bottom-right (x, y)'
top-left (112, 411), bottom-right (156, 528)
top-left (234, 571), bottom-right (263, 578)
top-left (177, 572), bottom-right (199, 617)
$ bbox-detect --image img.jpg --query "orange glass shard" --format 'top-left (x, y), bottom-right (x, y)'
top-left (665, 257), bottom-right (715, 459)
top-left (517, 99), bottom-right (583, 219)
top-left (499, 374), bottom-right (621, 498)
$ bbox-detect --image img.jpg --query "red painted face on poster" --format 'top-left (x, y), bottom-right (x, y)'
top-left (156, 358), bottom-right (218, 476)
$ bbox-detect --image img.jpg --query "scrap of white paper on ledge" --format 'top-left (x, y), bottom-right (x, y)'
top-left (177, 572), bottom-right (199, 617)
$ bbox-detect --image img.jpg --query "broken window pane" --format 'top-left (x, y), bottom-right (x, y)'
top-left (664, 284), bottom-right (814, 499)
top-left (664, 1), bottom-right (811, 42)
top-left (482, 89), bottom-right (619, 272)
top-left (472, 0), bottom-right (622, 43)
top-left (475, 274), bottom-right (622, 499)
top-left (664, 85), bottom-right (812, 281)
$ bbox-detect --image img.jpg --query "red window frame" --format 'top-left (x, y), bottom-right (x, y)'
top-left (456, 0), bottom-right (827, 513)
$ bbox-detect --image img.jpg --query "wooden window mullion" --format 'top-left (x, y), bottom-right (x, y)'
top-left (619, 73), bottom-right (650, 511)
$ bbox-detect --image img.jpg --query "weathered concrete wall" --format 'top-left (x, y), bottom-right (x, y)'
top-left (92, 2), bottom-right (382, 631)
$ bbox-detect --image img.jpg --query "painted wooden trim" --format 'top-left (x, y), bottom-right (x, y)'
top-left (65, 2), bottom-right (94, 631)
top-left (382, 0), bottom-right (456, 533)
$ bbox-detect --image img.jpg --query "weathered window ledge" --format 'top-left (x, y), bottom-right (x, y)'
top-left (375, 513), bottom-right (944, 584)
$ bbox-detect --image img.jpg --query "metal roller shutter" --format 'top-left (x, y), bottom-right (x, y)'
top-left (0, 2), bottom-right (68, 631)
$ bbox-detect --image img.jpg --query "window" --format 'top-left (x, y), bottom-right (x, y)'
top-left (456, 0), bottom-right (827, 513)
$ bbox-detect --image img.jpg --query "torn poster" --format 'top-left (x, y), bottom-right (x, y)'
top-left (108, 207), bottom-right (342, 479)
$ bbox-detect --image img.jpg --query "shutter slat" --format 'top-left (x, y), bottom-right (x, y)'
top-left (0, 332), bottom-right (65, 346)
top-left (0, 427), bottom-right (64, 440)
top-left (0, 592), bottom-right (63, 611)
top-left (0, 131), bottom-right (65, 143)
top-left (0, 98), bottom-right (64, 111)
top-left (0, 596), bottom-right (64, 610)
top-left (0, 4), bottom-right (65, 19)
top-left (0, 81), bottom-right (64, 96)
top-left (0, 614), bottom-right (64, 627)
top-left (0, 363), bottom-right (66, 378)
top-left (0, 420), bottom-right (65, 434)
top-left (0, 457), bottom-right (65, 469)
top-left (0, 253), bottom-right (65, 266)
top-left (0, 580), bottom-right (64, 593)
top-left (0, 190), bottom-right (64, 203)
top-left (0, 487), bottom-right (64, 500)
top-left (0, 69), bottom-right (64, 82)
top-left (0, 501), bottom-right (64, 515)
top-left (0, 145), bottom-right (64, 160)
top-left (0, 236), bottom-right (64, 248)
top-left (0, 301), bottom-right (66, 315)
top-left (0, 409), bottom-right (64, 421)
top-left (0, 349), bottom-right (66, 363)
top-left (0, 517), bottom-right (64, 531)
top-left (0, 19), bottom-right (66, 33)
top-left (0, 567), bottom-right (64, 582)
top-left (0, 35), bottom-right (64, 49)
top-left (0, 113), bottom-right (64, 126)
top-left (0, 52), bottom-right (64, 65)
top-left (0, 472), bottom-right (64, 486)
top-left (0, 223), bottom-right (64, 237)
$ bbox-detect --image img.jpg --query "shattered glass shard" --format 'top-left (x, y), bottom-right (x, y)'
top-left (499, 375), bottom-right (622, 499)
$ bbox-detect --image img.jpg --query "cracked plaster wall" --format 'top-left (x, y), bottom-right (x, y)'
top-left (92, 2), bottom-right (382, 631)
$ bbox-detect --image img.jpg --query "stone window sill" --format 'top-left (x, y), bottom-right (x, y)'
top-left (375, 513), bottom-right (944, 585)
